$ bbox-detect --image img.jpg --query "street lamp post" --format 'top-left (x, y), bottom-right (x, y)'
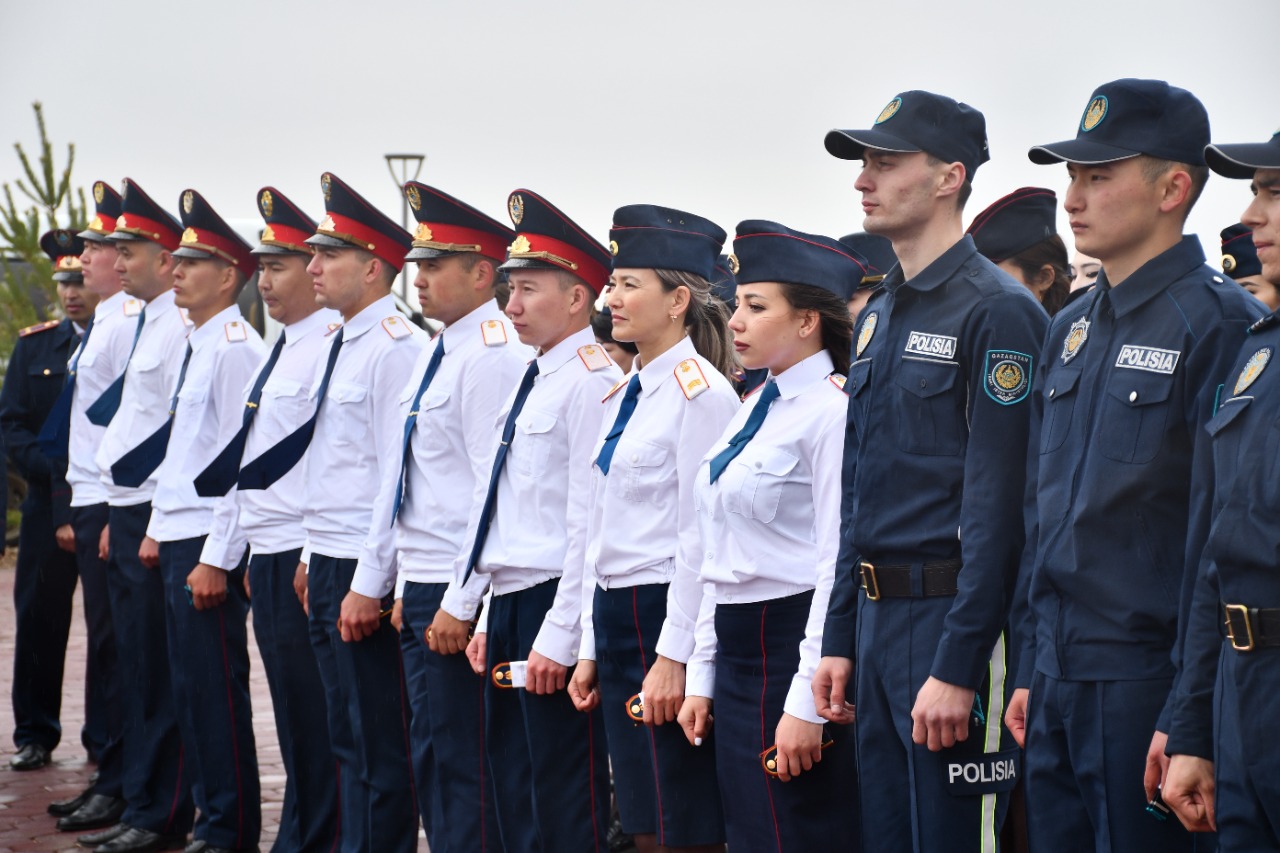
top-left (385, 153), bottom-right (425, 303)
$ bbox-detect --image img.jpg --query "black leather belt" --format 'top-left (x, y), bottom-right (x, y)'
top-left (860, 559), bottom-right (962, 601)
top-left (1223, 603), bottom-right (1280, 652)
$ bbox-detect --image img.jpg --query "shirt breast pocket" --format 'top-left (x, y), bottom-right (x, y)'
top-left (262, 378), bottom-right (309, 434)
top-left (514, 409), bottom-right (558, 478)
top-left (893, 358), bottom-right (963, 456)
top-left (618, 439), bottom-right (669, 504)
top-left (129, 355), bottom-right (165, 410)
top-left (1040, 366), bottom-right (1082, 454)
top-left (328, 381), bottom-right (369, 445)
top-left (1097, 371), bottom-right (1176, 464)
top-left (723, 446), bottom-right (799, 523)
top-left (175, 384), bottom-right (207, 417)
top-left (1205, 397), bottom-right (1252, 491)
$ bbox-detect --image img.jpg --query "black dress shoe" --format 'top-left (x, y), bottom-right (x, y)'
top-left (58, 794), bottom-right (126, 832)
top-left (9, 743), bottom-right (51, 770)
top-left (78, 822), bottom-right (128, 848)
top-left (183, 843), bottom-right (254, 853)
top-left (49, 783), bottom-right (95, 816)
top-left (94, 826), bottom-right (186, 852)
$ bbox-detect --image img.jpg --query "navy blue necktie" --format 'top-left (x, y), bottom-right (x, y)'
top-left (85, 307), bottom-right (146, 427)
top-left (36, 318), bottom-right (93, 458)
top-left (595, 374), bottom-right (642, 474)
top-left (460, 359), bottom-right (540, 584)
top-left (708, 379), bottom-right (781, 483)
top-left (237, 331), bottom-right (344, 491)
top-left (193, 331), bottom-right (288, 497)
top-left (110, 342), bottom-right (193, 488)
top-left (391, 334), bottom-right (446, 524)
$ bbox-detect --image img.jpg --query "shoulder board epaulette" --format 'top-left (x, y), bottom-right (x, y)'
top-left (481, 319), bottom-right (508, 347)
top-left (123, 298), bottom-right (144, 317)
top-left (674, 358), bottom-right (709, 400)
top-left (382, 315), bottom-right (412, 339)
top-left (577, 344), bottom-right (613, 371)
top-left (18, 319), bottom-right (59, 337)
top-left (602, 378), bottom-right (627, 403)
top-left (224, 320), bottom-right (248, 342)
top-left (325, 322), bottom-right (342, 337)
top-left (829, 374), bottom-right (848, 394)
top-left (1249, 313), bottom-right (1279, 335)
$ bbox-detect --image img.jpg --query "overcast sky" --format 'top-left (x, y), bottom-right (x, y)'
top-left (3, 0), bottom-right (1278, 270)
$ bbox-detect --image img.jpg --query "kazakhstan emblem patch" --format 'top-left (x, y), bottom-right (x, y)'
top-left (1234, 347), bottom-right (1272, 396)
top-left (985, 350), bottom-right (1032, 405)
top-left (856, 312), bottom-right (878, 357)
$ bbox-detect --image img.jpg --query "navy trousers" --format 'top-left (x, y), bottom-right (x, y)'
top-left (400, 580), bottom-right (500, 853)
top-left (106, 502), bottom-right (192, 837)
top-left (714, 591), bottom-right (858, 853)
top-left (249, 549), bottom-right (340, 853)
top-left (1216, 645), bottom-right (1280, 851)
top-left (307, 553), bottom-right (418, 853)
top-left (595, 583), bottom-right (725, 846)
top-left (10, 487), bottom-right (79, 752)
top-left (159, 536), bottom-right (260, 850)
top-left (71, 503), bottom-right (124, 797)
top-left (856, 595), bottom-right (1014, 853)
top-left (486, 579), bottom-right (610, 853)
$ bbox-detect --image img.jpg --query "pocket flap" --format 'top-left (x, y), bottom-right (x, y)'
top-left (1206, 395), bottom-right (1252, 437)
top-left (519, 409), bottom-right (557, 435)
top-left (1106, 371), bottom-right (1174, 408)
top-left (895, 359), bottom-right (959, 399)
top-left (1044, 366), bottom-right (1082, 401)
top-left (330, 382), bottom-right (368, 404)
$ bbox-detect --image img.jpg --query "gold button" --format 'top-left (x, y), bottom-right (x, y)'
top-left (42, 368), bottom-right (51, 375)
top-left (766, 758), bottom-right (777, 771)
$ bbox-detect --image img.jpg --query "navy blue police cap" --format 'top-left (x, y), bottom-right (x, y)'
top-left (966, 187), bottom-right (1058, 264)
top-left (825, 91), bottom-right (991, 182)
top-left (1221, 223), bottom-right (1262, 279)
top-left (1029, 79), bottom-right (1209, 166)
top-left (307, 172), bottom-right (413, 273)
top-left (500, 189), bottom-right (611, 295)
top-left (838, 232), bottom-right (897, 288)
top-left (41, 229), bottom-right (85, 282)
top-left (173, 189), bottom-right (255, 274)
top-left (78, 180), bottom-right (122, 243)
top-left (109, 178), bottom-right (183, 251)
top-left (403, 182), bottom-right (514, 263)
top-left (710, 254), bottom-right (738, 306)
top-left (730, 221), bottom-right (867, 300)
top-left (1206, 130), bottom-right (1280, 180)
top-left (608, 204), bottom-right (726, 281)
top-left (253, 187), bottom-right (317, 256)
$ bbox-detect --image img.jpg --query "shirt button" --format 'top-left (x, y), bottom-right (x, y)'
top-left (1048, 388), bottom-right (1056, 399)
top-left (919, 379), bottom-right (928, 389)
top-left (631, 454), bottom-right (638, 463)
top-left (755, 461), bottom-right (762, 469)
top-left (1129, 391), bottom-right (1138, 402)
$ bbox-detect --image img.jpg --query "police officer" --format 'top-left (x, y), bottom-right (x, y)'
top-left (966, 187), bottom-right (1072, 316)
top-left (1006, 79), bottom-right (1263, 853)
top-left (392, 181), bottom-right (529, 852)
top-left (449, 188), bottom-right (618, 852)
top-left (813, 90), bottom-right (1048, 853)
top-left (1164, 128), bottom-right (1280, 849)
top-left (194, 187), bottom-right (343, 853)
top-left (83, 179), bottom-right (194, 853)
top-left (1, 229), bottom-right (97, 771)
top-left (1219, 221), bottom-right (1278, 309)
top-left (117, 189), bottom-right (266, 853)
top-left (838, 231), bottom-right (896, 319)
top-left (237, 172), bottom-right (426, 852)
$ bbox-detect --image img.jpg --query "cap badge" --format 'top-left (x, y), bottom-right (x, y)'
top-left (415, 223), bottom-right (434, 242)
top-left (319, 215), bottom-right (337, 232)
top-left (57, 256), bottom-right (79, 269)
top-left (405, 185), bottom-right (421, 211)
top-left (93, 182), bottom-right (105, 204)
top-left (56, 231), bottom-right (72, 248)
top-left (876, 97), bottom-right (902, 125)
top-left (260, 190), bottom-right (273, 217)
top-left (89, 215), bottom-right (104, 231)
top-left (509, 234), bottom-right (532, 254)
top-left (261, 224), bottom-right (277, 242)
top-left (856, 311), bottom-right (878, 357)
top-left (116, 215), bottom-right (128, 229)
top-left (321, 173), bottom-right (332, 201)
top-left (1222, 254), bottom-right (1237, 273)
top-left (181, 228), bottom-right (200, 245)
top-left (1234, 347), bottom-right (1272, 395)
top-left (182, 191), bottom-right (194, 214)
top-left (508, 194), bottom-right (524, 225)
top-left (609, 240), bottom-right (619, 256)
top-left (726, 253), bottom-right (740, 275)
top-left (1061, 316), bottom-right (1090, 364)
top-left (1081, 96), bottom-right (1108, 132)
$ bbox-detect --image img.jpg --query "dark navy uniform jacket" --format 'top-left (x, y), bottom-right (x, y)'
top-left (1015, 237), bottom-right (1263, 722)
top-left (823, 235), bottom-right (1048, 690)
top-left (1167, 310), bottom-right (1280, 760)
top-left (0, 318), bottom-right (77, 524)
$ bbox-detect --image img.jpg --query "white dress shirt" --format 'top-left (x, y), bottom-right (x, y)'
top-left (384, 299), bottom-right (533, 596)
top-left (579, 336), bottom-right (739, 663)
top-left (439, 326), bottom-right (621, 667)
top-left (303, 294), bottom-right (426, 588)
top-left (94, 289), bottom-right (190, 507)
top-left (68, 290), bottom-right (139, 507)
top-left (147, 304), bottom-right (266, 547)
top-left (685, 350), bottom-right (847, 724)
top-left (200, 307), bottom-right (342, 568)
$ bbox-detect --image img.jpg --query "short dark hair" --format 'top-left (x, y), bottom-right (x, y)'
top-left (925, 154), bottom-right (973, 211)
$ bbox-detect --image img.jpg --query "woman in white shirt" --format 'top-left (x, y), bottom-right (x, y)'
top-left (678, 220), bottom-right (864, 852)
top-left (567, 204), bottom-right (740, 853)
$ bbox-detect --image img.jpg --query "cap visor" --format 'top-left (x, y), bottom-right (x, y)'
top-left (305, 233), bottom-right (356, 250)
top-left (52, 271), bottom-right (83, 283)
top-left (404, 247), bottom-right (461, 262)
top-left (77, 229), bottom-right (111, 243)
top-left (825, 128), bottom-right (920, 161)
top-left (1028, 139), bottom-right (1140, 165)
top-left (1205, 143), bottom-right (1280, 179)
top-left (172, 246), bottom-right (215, 260)
top-left (105, 231), bottom-right (144, 243)
top-left (498, 256), bottom-right (560, 273)
top-left (251, 244), bottom-right (308, 256)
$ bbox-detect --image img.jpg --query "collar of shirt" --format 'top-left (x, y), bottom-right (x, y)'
top-left (1096, 235), bottom-right (1207, 319)
top-left (143, 288), bottom-right (178, 319)
top-left (341, 292), bottom-right (399, 344)
top-left (885, 234), bottom-right (977, 295)
top-left (95, 289), bottom-right (130, 319)
top-left (73, 321), bottom-right (88, 336)
top-left (283, 307), bottom-right (341, 350)
top-left (187, 303), bottom-right (243, 353)
top-left (633, 335), bottom-right (697, 396)
top-left (772, 349), bottom-right (836, 400)
top-left (534, 325), bottom-right (597, 378)
top-left (439, 298), bottom-right (508, 356)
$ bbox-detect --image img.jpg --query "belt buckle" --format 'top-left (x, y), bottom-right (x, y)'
top-left (860, 561), bottom-right (880, 602)
top-left (1225, 604), bottom-right (1255, 652)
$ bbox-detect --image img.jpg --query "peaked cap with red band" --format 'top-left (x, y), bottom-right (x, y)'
top-left (499, 188), bottom-right (610, 294)
top-left (609, 204), bottom-right (726, 280)
top-left (172, 189), bottom-right (255, 272)
top-left (108, 178), bottom-right (182, 251)
top-left (731, 220), bottom-right (866, 300)
top-left (78, 180), bottom-right (123, 243)
top-left (253, 186), bottom-right (317, 256)
top-left (403, 181), bottom-right (515, 263)
top-left (306, 172), bottom-right (412, 272)
top-left (965, 186), bottom-right (1057, 264)
top-left (40, 229), bottom-right (85, 282)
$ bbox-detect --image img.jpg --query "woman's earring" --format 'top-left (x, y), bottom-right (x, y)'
top-left (670, 314), bottom-right (678, 322)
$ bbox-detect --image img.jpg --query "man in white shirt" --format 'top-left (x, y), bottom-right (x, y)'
top-left (451, 188), bottom-right (618, 852)
top-left (195, 186), bottom-right (343, 853)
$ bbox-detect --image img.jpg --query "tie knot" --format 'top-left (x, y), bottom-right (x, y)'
top-left (625, 373), bottom-right (642, 397)
top-left (759, 380), bottom-right (780, 402)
